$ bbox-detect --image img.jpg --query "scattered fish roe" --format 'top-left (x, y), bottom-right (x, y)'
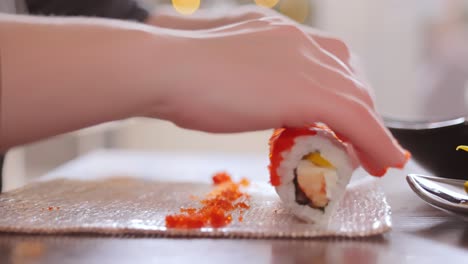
top-left (239, 178), bottom-right (250, 187)
top-left (165, 172), bottom-right (251, 229)
top-left (43, 206), bottom-right (60, 211)
top-left (212, 172), bottom-right (232, 185)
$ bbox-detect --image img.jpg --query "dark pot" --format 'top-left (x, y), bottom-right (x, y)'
top-left (385, 117), bottom-right (468, 180)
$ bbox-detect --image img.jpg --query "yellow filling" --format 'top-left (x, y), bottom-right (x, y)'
top-left (457, 146), bottom-right (468, 193)
top-left (305, 152), bottom-right (335, 169)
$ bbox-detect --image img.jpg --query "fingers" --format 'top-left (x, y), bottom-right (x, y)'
top-left (307, 31), bottom-right (351, 69)
top-left (202, 17), bottom-right (372, 108)
top-left (269, 24), bottom-right (374, 109)
top-left (299, 53), bottom-right (375, 110)
top-left (298, 28), bottom-right (375, 109)
top-left (198, 16), bottom-right (278, 35)
top-left (353, 145), bottom-right (410, 176)
top-left (343, 143), bottom-right (360, 170)
top-left (348, 54), bottom-right (376, 107)
top-left (289, 84), bottom-right (409, 175)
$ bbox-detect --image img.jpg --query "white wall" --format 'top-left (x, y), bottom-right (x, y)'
top-left (316, 0), bottom-right (425, 120)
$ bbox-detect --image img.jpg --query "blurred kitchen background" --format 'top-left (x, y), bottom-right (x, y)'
top-left (4, 0), bottom-right (468, 190)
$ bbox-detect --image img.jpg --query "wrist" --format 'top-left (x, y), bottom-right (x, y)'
top-left (130, 27), bottom-right (193, 119)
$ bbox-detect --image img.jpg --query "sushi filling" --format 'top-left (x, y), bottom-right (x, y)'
top-left (293, 152), bottom-right (338, 210)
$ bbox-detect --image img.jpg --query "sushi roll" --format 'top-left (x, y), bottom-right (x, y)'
top-left (268, 124), bottom-right (356, 225)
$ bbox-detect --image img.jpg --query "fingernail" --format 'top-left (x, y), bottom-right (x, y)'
top-left (394, 150), bottom-right (411, 169)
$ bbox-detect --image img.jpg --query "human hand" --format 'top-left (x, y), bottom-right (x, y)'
top-left (149, 5), bottom-right (353, 74)
top-left (150, 16), bottom-right (408, 176)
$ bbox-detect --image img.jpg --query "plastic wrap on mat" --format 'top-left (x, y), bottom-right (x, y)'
top-left (0, 178), bottom-right (391, 238)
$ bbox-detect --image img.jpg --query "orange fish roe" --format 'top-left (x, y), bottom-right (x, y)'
top-left (239, 178), bottom-right (250, 187)
top-left (234, 202), bottom-right (250, 209)
top-left (165, 214), bottom-right (205, 229)
top-left (165, 172), bottom-right (251, 229)
top-left (43, 206), bottom-right (60, 211)
top-left (180, 208), bottom-right (197, 214)
top-left (212, 172), bottom-right (232, 185)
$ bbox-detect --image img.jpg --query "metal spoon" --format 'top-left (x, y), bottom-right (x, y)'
top-left (406, 174), bottom-right (468, 220)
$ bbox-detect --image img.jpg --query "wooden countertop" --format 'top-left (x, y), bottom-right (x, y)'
top-left (0, 150), bottom-right (466, 263)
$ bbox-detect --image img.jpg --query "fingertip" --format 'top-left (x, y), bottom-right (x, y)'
top-left (369, 150), bottom-right (410, 177)
top-left (353, 147), bottom-right (386, 177)
top-left (358, 148), bottom-right (410, 177)
top-left (393, 150), bottom-right (411, 169)
top-left (368, 167), bottom-right (388, 177)
top-left (353, 145), bottom-right (410, 177)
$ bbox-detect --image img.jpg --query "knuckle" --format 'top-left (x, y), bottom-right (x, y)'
top-left (330, 38), bottom-right (351, 59)
top-left (279, 23), bottom-right (309, 41)
top-left (351, 100), bottom-right (373, 120)
top-left (283, 23), bottom-right (302, 33)
top-left (260, 15), bottom-right (285, 24)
